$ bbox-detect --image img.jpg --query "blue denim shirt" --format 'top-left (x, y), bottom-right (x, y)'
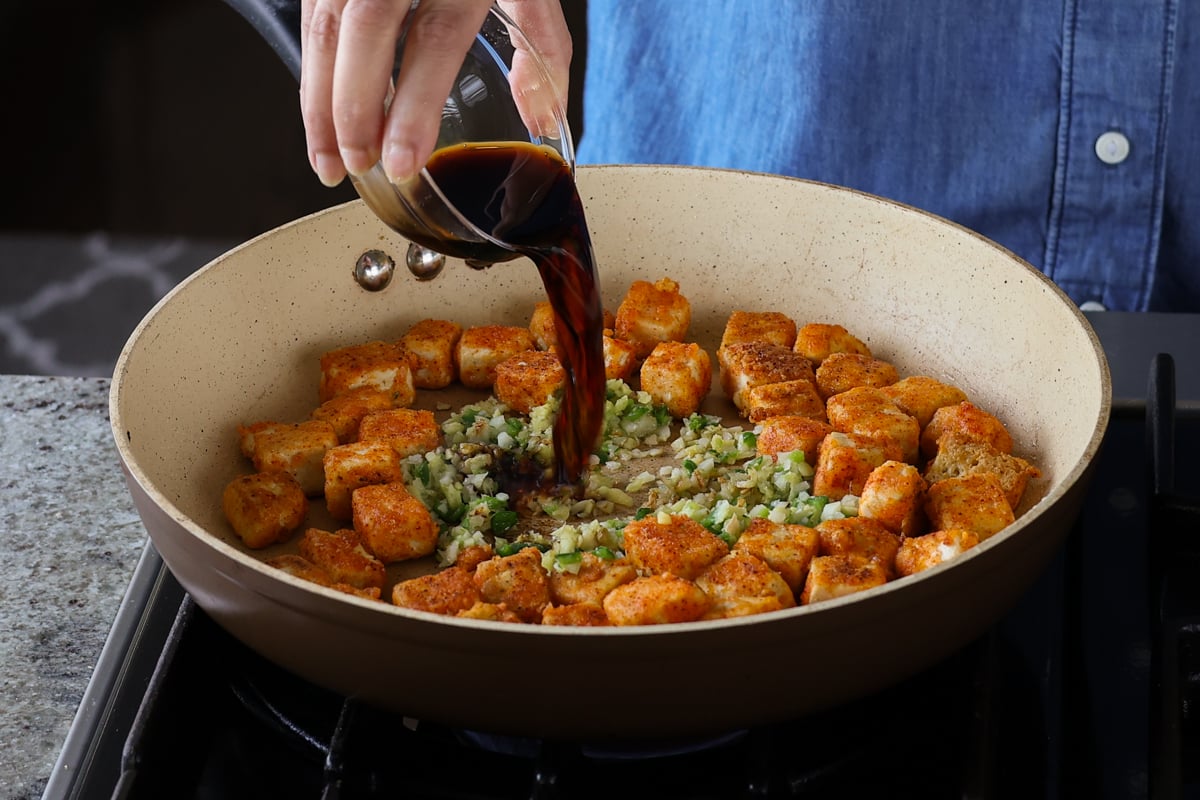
top-left (578, 0), bottom-right (1198, 312)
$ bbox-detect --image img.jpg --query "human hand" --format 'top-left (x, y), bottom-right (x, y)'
top-left (299, 0), bottom-right (572, 188)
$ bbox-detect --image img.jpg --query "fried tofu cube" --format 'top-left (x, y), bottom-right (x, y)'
top-left (297, 527), bottom-right (386, 589)
top-left (455, 325), bottom-right (536, 390)
top-left (399, 318), bottom-right (462, 390)
top-left (923, 433), bottom-right (1040, 510)
top-left (719, 310), bottom-right (797, 351)
top-left (756, 416), bottom-right (833, 461)
top-left (391, 567), bottom-right (481, 615)
top-left (457, 601), bottom-right (525, 623)
top-left (800, 554), bottom-right (889, 604)
top-left (639, 341), bottom-right (713, 418)
top-left (814, 352), bottom-right (899, 399)
top-left (351, 481), bottom-right (439, 563)
top-left (741, 379), bottom-right (826, 423)
top-left (602, 574), bottom-right (710, 625)
top-left (247, 420), bottom-right (338, 496)
top-left (221, 471), bottom-right (308, 549)
top-left (815, 516), bottom-right (902, 576)
top-left (528, 301), bottom-right (559, 350)
top-left (357, 408), bottom-right (441, 457)
top-left (613, 277), bottom-right (692, 359)
top-left (319, 340), bottom-right (415, 405)
top-left (733, 518), bottom-right (820, 593)
top-left (548, 552), bottom-right (637, 606)
top-left (603, 332), bottom-right (639, 380)
top-left (718, 342), bottom-right (816, 410)
top-left (237, 421), bottom-right (289, 459)
top-left (541, 602), bottom-right (612, 626)
top-left (696, 552), bottom-right (795, 619)
top-left (622, 514), bottom-right (730, 580)
top-left (894, 529), bottom-right (981, 577)
top-left (310, 387), bottom-right (396, 443)
top-left (924, 473), bottom-right (1015, 540)
top-left (920, 401), bottom-right (1015, 460)
top-left (473, 547), bottom-right (551, 623)
top-left (454, 544), bottom-right (496, 572)
top-left (858, 460), bottom-right (928, 537)
top-left (266, 554), bottom-right (382, 600)
top-left (493, 350), bottom-right (566, 414)
top-left (793, 323), bottom-right (872, 364)
top-left (880, 376), bottom-right (969, 430)
top-left (811, 431), bottom-right (902, 500)
top-left (825, 386), bottom-right (921, 463)
top-left (322, 440), bottom-right (404, 519)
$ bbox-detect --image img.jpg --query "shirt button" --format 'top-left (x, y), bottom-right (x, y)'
top-left (1094, 131), bottom-right (1130, 165)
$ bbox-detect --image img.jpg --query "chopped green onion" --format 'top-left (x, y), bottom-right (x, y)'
top-left (506, 418), bottom-right (524, 437)
top-left (490, 509), bottom-right (519, 534)
top-left (555, 551), bottom-right (583, 566)
top-left (414, 460), bottom-right (431, 486)
top-left (683, 459), bottom-right (697, 474)
top-left (495, 540), bottom-right (545, 557)
top-left (592, 546), bottom-right (617, 560)
top-left (461, 409), bottom-right (477, 425)
top-left (626, 403), bottom-right (650, 421)
top-left (652, 405), bottom-right (672, 427)
top-left (634, 506), bottom-right (653, 520)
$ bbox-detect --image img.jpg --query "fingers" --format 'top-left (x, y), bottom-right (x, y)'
top-left (498, 0), bottom-right (573, 134)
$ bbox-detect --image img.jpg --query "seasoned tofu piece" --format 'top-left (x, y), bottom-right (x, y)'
top-left (246, 420), bottom-right (338, 496)
top-left (351, 481), bottom-right (439, 563)
top-left (391, 567), bottom-right (481, 615)
top-left (800, 555), bottom-right (889, 604)
top-left (528, 301), bottom-right (559, 350)
top-left (322, 440), bottom-right (404, 519)
top-left (733, 517), bottom-right (820, 593)
top-left (815, 516), bottom-right (903, 575)
top-left (880, 376), bottom-right (968, 430)
top-left (311, 386), bottom-right (396, 443)
top-left (454, 544), bottom-right (496, 572)
top-left (319, 340), bottom-right (415, 406)
top-left (548, 552), bottom-right (637, 606)
top-left (756, 416), bottom-right (833, 461)
top-left (456, 601), bottom-right (524, 623)
top-left (858, 460), bottom-right (928, 537)
top-left (894, 529), bottom-right (981, 577)
top-left (357, 408), bottom-right (441, 457)
top-left (825, 386), bottom-right (920, 464)
top-left (921, 401), bottom-right (1015, 460)
top-left (237, 421), bottom-right (289, 459)
top-left (541, 602), bottom-right (613, 627)
top-left (297, 527), bottom-right (386, 590)
top-left (923, 433), bottom-right (1041, 510)
top-left (493, 350), bottom-right (566, 414)
top-left (741, 379), bottom-right (826, 423)
top-left (455, 325), bottom-right (536, 390)
top-left (398, 318), bottom-right (462, 390)
top-left (718, 342), bottom-right (816, 411)
top-left (622, 514), bottom-right (729, 580)
top-left (603, 332), bottom-right (639, 381)
top-left (639, 341), bottom-right (713, 418)
top-left (793, 323), bottom-right (872, 364)
top-left (695, 552), bottom-right (795, 619)
top-left (221, 471), bottom-right (308, 549)
top-left (602, 574), bottom-right (710, 625)
top-left (814, 352), bottom-right (899, 399)
top-left (811, 431), bottom-right (902, 500)
top-left (924, 473), bottom-right (1015, 539)
top-left (719, 310), bottom-right (797, 351)
top-left (266, 554), bottom-right (382, 600)
top-left (473, 547), bottom-right (552, 623)
top-left (613, 277), bottom-right (692, 359)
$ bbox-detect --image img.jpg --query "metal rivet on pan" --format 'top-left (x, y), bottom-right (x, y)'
top-left (354, 249), bottom-right (396, 291)
top-left (405, 243), bottom-right (446, 281)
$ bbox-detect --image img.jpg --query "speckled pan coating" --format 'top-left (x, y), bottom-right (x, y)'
top-left (110, 165), bottom-right (1110, 738)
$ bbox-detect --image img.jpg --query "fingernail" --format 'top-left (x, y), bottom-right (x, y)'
top-left (339, 147), bottom-right (376, 178)
top-left (313, 152), bottom-right (346, 188)
top-left (383, 143), bottom-right (417, 184)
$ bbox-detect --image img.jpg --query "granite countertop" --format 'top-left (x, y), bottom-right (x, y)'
top-left (0, 375), bottom-right (148, 800)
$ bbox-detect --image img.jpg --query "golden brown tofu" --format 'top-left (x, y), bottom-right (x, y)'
top-left (741, 379), bottom-right (826, 423)
top-left (825, 386), bottom-right (921, 464)
top-left (473, 547), bottom-right (552, 623)
top-left (815, 516), bottom-right (903, 575)
top-left (322, 440), bottom-right (404, 519)
top-left (357, 408), bottom-right (441, 457)
top-left (920, 401), bottom-right (1014, 459)
top-left (924, 473), bottom-right (1015, 540)
top-left (718, 342), bottom-right (815, 411)
top-left (310, 386), bottom-right (396, 443)
top-left (391, 567), bottom-right (481, 615)
top-left (695, 552), bottom-right (795, 619)
top-left (756, 416), bottom-right (833, 461)
top-left (351, 481), bottom-right (440, 563)
top-left (811, 431), bottom-right (902, 500)
top-left (814, 352), bottom-right (900, 399)
top-left (800, 554), bottom-right (889, 605)
top-left (455, 325), bottom-right (536, 390)
top-left (247, 420), bottom-right (338, 496)
top-left (541, 602), bottom-right (613, 626)
top-left (613, 277), bottom-right (692, 359)
top-left (733, 517), bottom-right (820, 593)
top-left (319, 340), bottom-right (415, 406)
top-left (266, 554), bottom-right (382, 600)
top-left (602, 574), bottom-right (710, 625)
top-left (894, 529), bottom-right (981, 577)
top-left (548, 552), bottom-right (637, 606)
top-left (622, 514), bottom-right (730, 580)
top-left (793, 323), bottom-right (872, 364)
top-left (602, 332), bottom-right (639, 381)
top-left (719, 310), bottom-right (798, 351)
top-left (880, 376), bottom-right (969, 430)
top-left (456, 601), bottom-right (525, 623)
top-left (455, 544), bottom-right (496, 572)
top-left (221, 471), bottom-right (308, 549)
top-left (493, 350), bottom-right (566, 414)
top-left (923, 433), bottom-right (1041, 510)
top-left (237, 421), bottom-right (289, 459)
top-left (858, 460), bottom-right (928, 537)
top-left (528, 301), bottom-right (559, 350)
top-left (398, 318), bottom-right (463, 390)
top-left (297, 528), bottom-right (386, 590)
top-left (639, 341), bottom-right (713, 418)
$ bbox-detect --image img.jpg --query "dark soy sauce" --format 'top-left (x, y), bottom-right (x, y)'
top-left (424, 141), bottom-right (605, 486)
